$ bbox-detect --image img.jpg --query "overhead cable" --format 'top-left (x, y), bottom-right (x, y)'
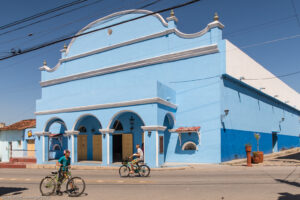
top-left (0, 0), bottom-right (88, 31)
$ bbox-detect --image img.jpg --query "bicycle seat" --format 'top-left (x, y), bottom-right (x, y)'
top-left (137, 160), bottom-right (144, 165)
top-left (51, 171), bottom-right (58, 175)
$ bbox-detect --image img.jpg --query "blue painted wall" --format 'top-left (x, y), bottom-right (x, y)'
top-left (221, 76), bottom-right (300, 162)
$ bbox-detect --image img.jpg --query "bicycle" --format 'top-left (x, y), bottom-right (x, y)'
top-left (39, 168), bottom-right (85, 197)
top-left (119, 158), bottom-right (150, 177)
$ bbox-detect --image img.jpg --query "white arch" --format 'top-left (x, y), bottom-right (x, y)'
top-left (43, 117), bottom-right (67, 132)
top-left (72, 113), bottom-right (102, 131)
top-left (107, 110), bottom-right (146, 129)
top-left (182, 141), bottom-right (198, 151)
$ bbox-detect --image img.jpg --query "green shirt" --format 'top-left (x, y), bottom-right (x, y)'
top-left (58, 156), bottom-right (71, 171)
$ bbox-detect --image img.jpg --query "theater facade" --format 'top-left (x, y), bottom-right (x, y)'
top-left (34, 10), bottom-right (300, 167)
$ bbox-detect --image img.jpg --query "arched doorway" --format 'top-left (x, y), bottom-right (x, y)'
top-left (109, 111), bottom-right (145, 163)
top-left (163, 113), bottom-right (175, 161)
top-left (74, 114), bottom-right (102, 162)
top-left (44, 118), bottom-right (68, 160)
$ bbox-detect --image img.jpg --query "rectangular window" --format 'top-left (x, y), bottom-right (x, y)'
top-left (159, 136), bottom-right (163, 154)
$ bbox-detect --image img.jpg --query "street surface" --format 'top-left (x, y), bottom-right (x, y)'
top-left (0, 165), bottom-right (299, 200)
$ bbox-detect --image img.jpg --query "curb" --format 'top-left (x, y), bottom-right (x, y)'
top-left (26, 164), bottom-right (189, 171)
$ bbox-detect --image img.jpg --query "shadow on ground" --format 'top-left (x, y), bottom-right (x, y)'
top-left (0, 187), bottom-right (28, 196)
top-left (275, 179), bottom-right (300, 188)
top-left (277, 152), bottom-right (300, 160)
top-left (278, 192), bottom-right (300, 200)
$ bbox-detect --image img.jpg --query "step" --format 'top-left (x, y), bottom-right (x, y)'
top-left (9, 157), bottom-right (36, 163)
top-left (0, 163), bottom-right (26, 168)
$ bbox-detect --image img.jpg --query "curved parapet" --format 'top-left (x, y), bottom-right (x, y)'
top-left (39, 9), bottom-right (224, 73)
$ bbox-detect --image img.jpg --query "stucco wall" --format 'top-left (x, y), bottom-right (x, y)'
top-left (221, 76), bottom-right (300, 162)
top-left (226, 40), bottom-right (300, 109)
top-left (0, 130), bottom-right (24, 162)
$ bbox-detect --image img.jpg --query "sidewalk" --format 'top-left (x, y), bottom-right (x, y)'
top-left (26, 163), bottom-right (188, 171)
top-left (221, 147), bottom-right (300, 166)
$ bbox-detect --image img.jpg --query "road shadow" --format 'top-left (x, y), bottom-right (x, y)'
top-left (276, 152), bottom-right (300, 161)
top-left (275, 179), bottom-right (300, 188)
top-left (278, 192), bottom-right (300, 200)
top-left (0, 187), bottom-right (28, 196)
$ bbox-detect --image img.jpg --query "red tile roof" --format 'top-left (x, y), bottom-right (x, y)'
top-left (175, 126), bottom-right (201, 132)
top-left (0, 119), bottom-right (36, 131)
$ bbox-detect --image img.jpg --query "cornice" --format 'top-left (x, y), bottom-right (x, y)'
top-left (141, 126), bottom-right (167, 131)
top-left (34, 131), bottom-right (51, 136)
top-left (35, 97), bottom-right (177, 115)
top-left (40, 44), bottom-right (218, 86)
top-left (99, 129), bottom-right (115, 134)
top-left (64, 130), bottom-right (79, 136)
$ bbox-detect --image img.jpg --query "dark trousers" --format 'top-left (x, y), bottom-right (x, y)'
top-left (57, 170), bottom-right (66, 191)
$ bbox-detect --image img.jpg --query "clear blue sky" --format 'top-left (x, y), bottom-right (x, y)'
top-left (0, 0), bottom-right (299, 125)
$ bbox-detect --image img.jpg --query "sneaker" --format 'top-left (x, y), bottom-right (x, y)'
top-left (56, 191), bottom-right (63, 196)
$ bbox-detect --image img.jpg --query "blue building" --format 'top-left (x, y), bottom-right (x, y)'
top-left (34, 10), bottom-right (300, 167)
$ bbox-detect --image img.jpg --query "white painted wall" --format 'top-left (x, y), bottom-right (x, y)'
top-left (226, 40), bottom-right (300, 110)
top-left (0, 130), bottom-right (24, 162)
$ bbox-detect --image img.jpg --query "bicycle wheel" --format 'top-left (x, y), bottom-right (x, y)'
top-left (119, 165), bottom-right (130, 177)
top-left (39, 176), bottom-right (56, 196)
top-left (139, 165), bottom-right (150, 177)
top-left (66, 177), bottom-right (85, 197)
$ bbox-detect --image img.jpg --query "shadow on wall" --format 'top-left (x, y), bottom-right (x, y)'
top-left (0, 187), bottom-right (28, 196)
top-left (277, 192), bottom-right (300, 200)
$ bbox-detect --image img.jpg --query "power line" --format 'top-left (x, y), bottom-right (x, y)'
top-left (0, 0), bottom-right (88, 31)
top-left (224, 15), bottom-right (296, 37)
top-left (170, 75), bottom-right (220, 83)
top-left (0, 0), bottom-right (201, 61)
top-left (0, 0), bottom-right (163, 72)
top-left (244, 70), bottom-right (300, 81)
top-left (0, 0), bottom-right (156, 47)
top-left (0, 0), bottom-right (105, 37)
top-left (291, 0), bottom-right (300, 28)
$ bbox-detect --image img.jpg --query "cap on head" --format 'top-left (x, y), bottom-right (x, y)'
top-left (64, 149), bottom-right (70, 154)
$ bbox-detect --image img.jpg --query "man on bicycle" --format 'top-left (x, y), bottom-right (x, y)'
top-left (129, 144), bottom-right (143, 174)
top-left (56, 149), bottom-right (71, 195)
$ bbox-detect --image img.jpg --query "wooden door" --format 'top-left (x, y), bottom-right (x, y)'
top-left (77, 135), bottom-right (87, 161)
top-left (93, 135), bottom-right (102, 161)
top-left (27, 140), bottom-right (35, 157)
top-left (122, 134), bottom-right (133, 160)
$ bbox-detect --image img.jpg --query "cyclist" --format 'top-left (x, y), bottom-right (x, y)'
top-left (129, 144), bottom-right (144, 174)
top-left (56, 149), bottom-right (71, 195)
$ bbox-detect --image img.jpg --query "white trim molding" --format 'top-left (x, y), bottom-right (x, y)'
top-left (182, 141), bottom-right (198, 151)
top-left (34, 132), bottom-right (51, 136)
top-left (35, 97), bottom-right (177, 115)
top-left (71, 135), bottom-right (75, 162)
top-left (40, 44), bottom-right (218, 86)
top-left (42, 136), bottom-right (45, 162)
top-left (141, 126), bottom-right (167, 132)
top-left (64, 130), bottom-right (79, 136)
top-left (156, 131), bottom-right (159, 167)
top-left (99, 129), bottom-right (115, 134)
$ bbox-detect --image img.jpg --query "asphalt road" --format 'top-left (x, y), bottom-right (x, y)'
top-left (0, 165), bottom-right (299, 200)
